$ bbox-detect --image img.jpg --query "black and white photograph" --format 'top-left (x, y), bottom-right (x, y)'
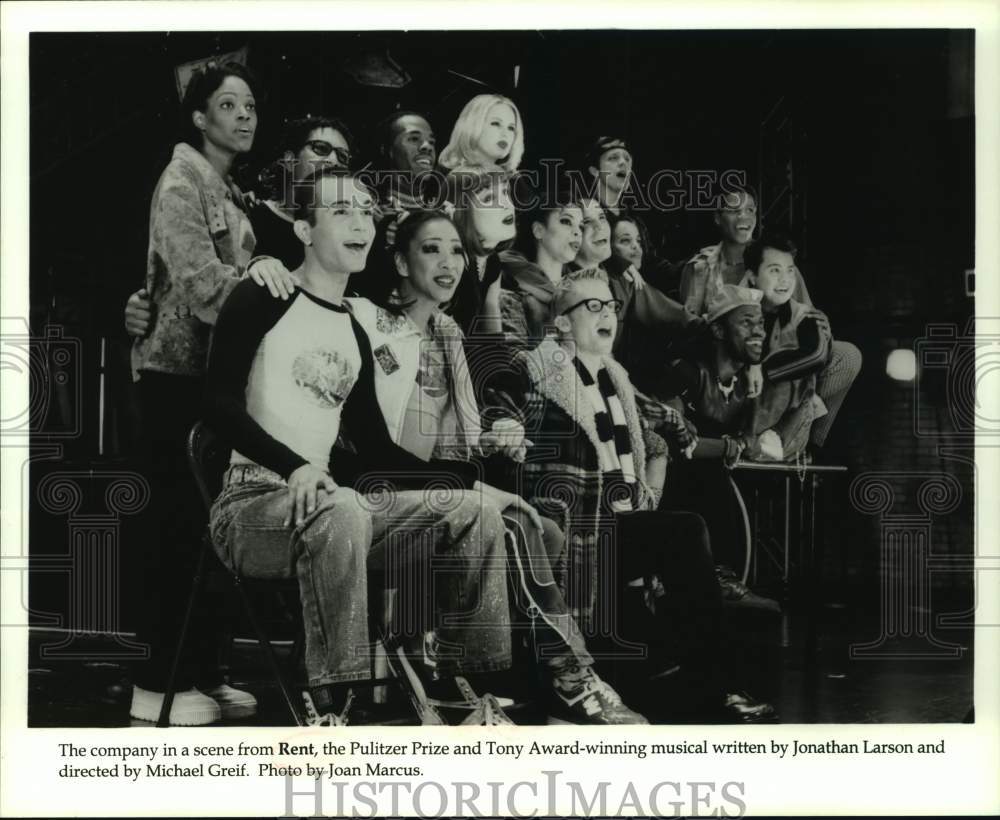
top-left (2, 1), bottom-right (999, 817)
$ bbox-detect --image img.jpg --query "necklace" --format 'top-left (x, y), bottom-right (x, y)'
top-left (717, 376), bottom-right (736, 403)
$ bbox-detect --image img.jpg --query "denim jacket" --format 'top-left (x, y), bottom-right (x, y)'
top-left (132, 142), bottom-right (255, 379)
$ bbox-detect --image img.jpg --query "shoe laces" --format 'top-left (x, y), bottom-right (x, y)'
top-left (460, 693), bottom-right (514, 726)
top-left (563, 666), bottom-right (623, 708)
top-left (302, 689), bottom-right (354, 727)
top-left (587, 671), bottom-right (624, 707)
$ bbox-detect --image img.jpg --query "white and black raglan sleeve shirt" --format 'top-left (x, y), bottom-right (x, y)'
top-left (205, 279), bottom-right (479, 490)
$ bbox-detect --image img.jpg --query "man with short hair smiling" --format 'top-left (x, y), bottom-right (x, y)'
top-left (679, 187), bottom-right (812, 318)
top-left (661, 284), bottom-right (769, 461)
top-left (205, 167), bottom-right (515, 726)
top-left (653, 282), bottom-right (820, 609)
top-left (680, 195), bottom-right (860, 450)
top-left (382, 111), bottom-right (436, 173)
top-left (745, 232), bottom-right (856, 450)
top-left (489, 268), bottom-right (776, 723)
top-left (662, 279), bottom-right (823, 465)
top-left (376, 110), bottom-right (437, 213)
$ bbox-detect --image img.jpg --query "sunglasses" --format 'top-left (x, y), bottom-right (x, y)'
top-left (560, 297), bottom-right (624, 316)
top-left (303, 140), bottom-right (351, 167)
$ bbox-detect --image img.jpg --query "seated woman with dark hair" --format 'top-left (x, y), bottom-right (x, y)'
top-left (495, 190), bottom-right (700, 357)
top-left (351, 207), bottom-right (646, 725)
top-left (497, 192), bottom-right (585, 344)
top-left (611, 215), bottom-right (644, 272)
top-left (436, 168), bottom-right (518, 337)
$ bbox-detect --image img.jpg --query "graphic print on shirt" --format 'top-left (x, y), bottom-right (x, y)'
top-left (374, 344), bottom-right (401, 375)
top-left (292, 347), bottom-right (356, 409)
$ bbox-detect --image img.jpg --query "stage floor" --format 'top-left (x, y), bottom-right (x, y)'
top-left (25, 597), bottom-right (974, 727)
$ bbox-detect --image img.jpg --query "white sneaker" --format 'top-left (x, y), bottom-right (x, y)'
top-left (201, 684), bottom-right (258, 720)
top-left (130, 686), bottom-right (221, 726)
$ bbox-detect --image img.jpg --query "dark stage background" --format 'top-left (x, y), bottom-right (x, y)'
top-left (26, 29), bottom-right (975, 639)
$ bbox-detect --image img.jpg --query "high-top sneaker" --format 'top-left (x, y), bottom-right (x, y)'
top-left (549, 664), bottom-right (649, 725)
top-left (301, 686), bottom-right (355, 727)
top-left (384, 631), bottom-right (514, 725)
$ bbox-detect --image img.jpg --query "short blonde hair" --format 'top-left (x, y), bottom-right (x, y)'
top-left (438, 94), bottom-right (525, 173)
top-left (551, 266), bottom-right (610, 319)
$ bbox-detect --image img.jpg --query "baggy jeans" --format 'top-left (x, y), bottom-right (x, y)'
top-left (210, 468), bottom-right (512, 686)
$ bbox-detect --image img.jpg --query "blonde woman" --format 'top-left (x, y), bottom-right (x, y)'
top-left (438, 94), bottom-right (525, 173)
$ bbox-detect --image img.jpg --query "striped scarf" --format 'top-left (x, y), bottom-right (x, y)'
top-left (573, 357), bottom-right (636, 513)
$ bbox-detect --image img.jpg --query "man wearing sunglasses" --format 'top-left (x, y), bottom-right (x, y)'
top-left (486, 267), bottom-right (776, 724)
top-left (243, 116), bottom-right (354, 277)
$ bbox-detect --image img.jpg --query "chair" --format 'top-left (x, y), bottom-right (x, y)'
top-left (158, 421), bottom-right (306, 726)
top-left (160, 421), bottom-right (468, 727)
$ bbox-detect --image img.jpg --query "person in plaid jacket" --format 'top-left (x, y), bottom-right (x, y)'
top-left (487, 267), bottom-right (776, 723)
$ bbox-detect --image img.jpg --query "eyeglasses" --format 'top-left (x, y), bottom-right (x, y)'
top-left (560, 298), bottom-right (624, 316)
top-left (303, 140), bottom-right (351, 167)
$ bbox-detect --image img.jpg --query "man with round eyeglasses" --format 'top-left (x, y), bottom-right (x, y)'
top-left (487, 268), bottom-right (777, 724)
top-left (123, 116), bottom-right (354, 337)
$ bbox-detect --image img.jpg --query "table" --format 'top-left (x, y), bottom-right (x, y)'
top-left (729, 461), bottom-right (848, 646)
top-left (731, 461), bottom-right (848, 581)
